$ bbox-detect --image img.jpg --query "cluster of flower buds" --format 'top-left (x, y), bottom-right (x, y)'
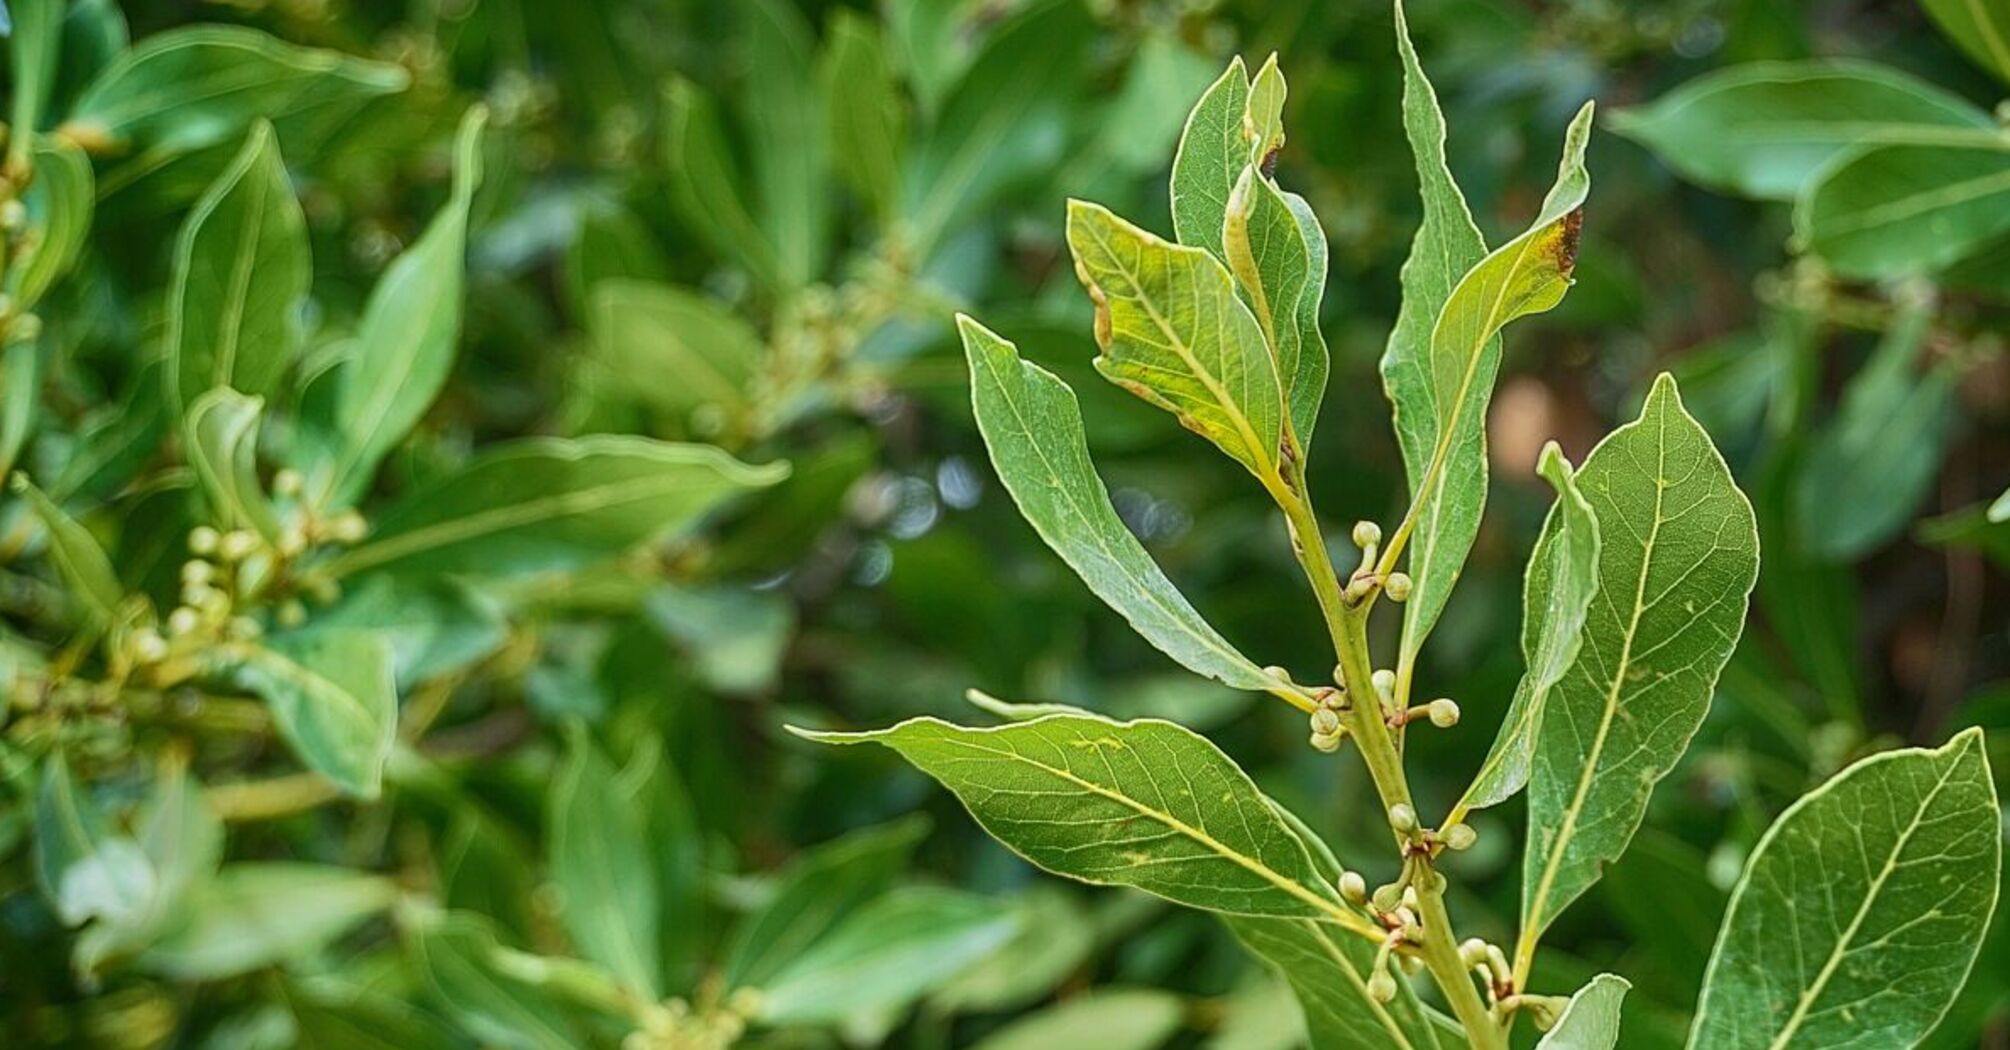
top-left (1308, 686), bottom-right (1346, 752)
top-left (625, 989), bottom-right (763, 1050)
top-left (1343, 520), bottom-right (1413, 604)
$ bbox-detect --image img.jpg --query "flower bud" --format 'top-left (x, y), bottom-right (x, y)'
top-left (1309, 729), bottom-right (1344, 753)
top-left (130, 628), bottom-right (168, 664)
top-left (229, 616), bottom-right (263, 641)
top-left (218, 529), bottom-right (258, 562)
top-left (1310, 707), bottom-right (1341, 736)
top-left (1367, 969), bottom-right (1398, 1003)
top-left (1371, 882), bottom-right (1403, 913)
top-left (1384, 571), bottom-right (1412, 602)
top-left (1428, 698), bottom-right (1461, 728)
top-left (188, 526), bottom-right (221, 555)
top-left (167, 606), bottom-right (202, 637)
top-left (278, 599), bottom-right (308, 628)
top-left (1371, 669), bottom-right (1396, 701)
top-left (329, 509), bottom-right (369, 544)
top-left (181, 559), bottom-right (214, 586)
top-left (1388, 803), bottom-right (1418, 835)
top-left (1352, 521), bottom-right (1382, 549)
top-left (1442, 822), bottom-right (1477, 851)
top-left (273, 468), bottom-right (304, 497)
top-left (1339, 871), bottom-right (1368, 905)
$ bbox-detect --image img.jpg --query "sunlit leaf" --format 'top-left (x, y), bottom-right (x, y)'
top-left (969, 989), bottom-right (1187, 1050)
top-left (1537, 974), bottom-right (1629, 1050)
top-left (1797, 143), bottom-right (2010, 278)
top-left (219, 630), bottom-right (396, 798)
top-left (12, 473), bottom-right (123, 627)
top-left (757, 886), bottom-right (1018, 1025)
top-left (138, 863), bottom-right (396, 980)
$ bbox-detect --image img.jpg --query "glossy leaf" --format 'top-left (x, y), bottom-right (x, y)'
top-left (969, 989), bottom-right (1186, 1050)
top-left (10, 137), bottom-right (93, 308)
top-left (1396, 97), bottom-right (1594, 672)
top-left (1923, 0), bottom-right (2010, 85)
top-left (1457, 441), bottom-right (1601, 814)
top-left (1227, 915), bottom-right (1449, 1050)
top-left (757, 886), bottom-right (1018, 1025)
top-left (1793, 301), bottom-right (1956, 559)
top-left (1169, 56), bottom-right (1248, 262)
top-left (220, 631), bottom-right (396, 798)
top-left (1223, 127), bottom-right (1329, 445)
top-left (316, 106), bottom-right (485, 507)
top-left (796, 713), bottom-right (1366, 924)
top-left (819, 9), bottom-right (905, 223)
top-left (1066, 199), bottom-right (1284, 481)
top-left (1610, 61), bottom-right (1994, 201)
top-left (138, 863), bottom-right (397, 980)
top-left (961, 316), bottom-right (1281, 696)
top-left (547, 722), bottom-right (660, 997)
top-left (184, 389), bottom-right (280, 541)
top-left (1689, 730), bottom-right (2000, 1050)
top-left (1538, 974), bottom-right (1630, 1050)
top-left (327, 435), bottom-right (785, 580)
top-left (1797, 143), bottom-right (2010, 278)
top-left (587, 279), bottom-right (763, 435)
top-left (13, 473), bottom-right (123, 626)
top-left (1521, 375), bottom-right (1759, 950)
top-left (721, 817), bottom-right (928, 989)
top-left (164, 122), bottom-right (309, 414)
top-left (69, 26), bottom-right (408, 157)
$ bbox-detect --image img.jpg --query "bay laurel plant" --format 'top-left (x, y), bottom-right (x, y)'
top-left (804, 6), bottom-right (2005, 1049)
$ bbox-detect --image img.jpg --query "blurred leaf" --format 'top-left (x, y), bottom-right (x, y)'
top-left (307, 576), bottom-right (505, 688)
top-left (969, 989), bottom-right (1186, 1050)
top-left (561, 203), bottom-right (667, 313)
top-left (165, 122), bottom-right (308, 414)
top-left (34, 752), bottom-right (154, 928)
top-left (1522, 375), bottom-right (1758, 950)
top-left (742, 0), bottom-right (830, 288)
top-left (547, 722), bottom-right (660, 997)
top-left (1397, 99), bottom-right (1593, 674)
top-left (138, 863), bottom-right (396, 980)
top-left (410, 912), bottom-right (579, 1050)
top-left (287, 981), bottom-right (462, 1050)
top-left (1922, 0), bottom-right (2010, 85)
top-left (221, 630), bottom-right (396, 798)
top-left (1794, 301), bottom-right (1956, 559)
top-left (13, 473), bottom-right (123, 627)
top-left (1798, 143), bottom-right (2010, 277)
top-left (1690, 730), bottom-right (2000, 1049)
top-left (663, 77), bottom-right (778, 287)
top-left (709, 429), bottom-right (873, 576)
top-left (184, 389), bottom-right (280, 541)
top-left (6, 0), bottom-right (60, 172)
top-left (1226, 914), bottom-right (1447, 1049)
top-left (1204, 975), bottom-right (1304, 1050)
top-left (647, 584), bottom-right (793, 695)
top-left (75, 757), bottom-right (224, 975)
top-left (587, 280), bottom-right (763, 435)
top-left (1992, 487), bottom-right (2010, 523)
top-left (1611, 61), bottom-right (1993, 201)
top-left (757, 886), bottom-right (1018, 1025)
top-left (1066, 198), bottom-right (1284, 482)
top-left (1458, 441), bottom-right (1600, 814)
top-left (9, 137), bottom-right (93, 308)
top-left (314, 106), bottom-right (485, 508)
top-left (1169, 57), bottom-right (1248, 263)
top-left (722, 816), bottom-right (928, 990)
top-left (932, 886), bottom-right (1094, 1012)
top-left (1537, 974), bottom-right (1629, 1049)
top-left (960, 317), bottom-right (1280, 696)
top-left (819, 9), bottom-right (905, 223)
top-left (68, 26), bottom-right (408, 159)
top-left (0, 336), bottom-right (41, 481)
top-left (798, 713), bottom-right (1363, 922)
top-left (328, 436), bottom-right (785, 580)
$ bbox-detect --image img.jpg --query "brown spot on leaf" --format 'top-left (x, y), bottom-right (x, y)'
top-left (1553, 207), bottom-right (1583, 275)
top-left (1260, 147), bottom-right (1281, 180)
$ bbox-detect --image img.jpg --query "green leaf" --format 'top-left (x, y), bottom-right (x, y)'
top-left (287, 981), bottom-right (463, 1050)
top-left (327, 435), bottom-right (785, 580)
top-left (1689, 729), bottom-right (2001, 1050)
top-left (1456, 441), bottom-right (1601, 814)
top-left (74, 757), bottom-right (225, 976)
top-left (12, 473), bottom-right (123, 627)
top-left (308, 576), bottom-right (505, 689)
top-left (960, 316), bottom-right (1282, 697)
top-left (757, 886), bottom-right (1019, 1025)
top-left (1990, 486), bottom-right (2009, 523)
top-left (546, 722), bottom-right (660, 997)
top-left (662, 77), bottom-right (778, 287)
top-left (1225, 915), bottom-right (1449, 1050)
top-left (1521, 374), bottom-right (1759, 952)
top-left (932, 886), bottom-right (1095, 1012)
top-left (316, 106), bottom-right (486, 507)
top-left (184, 388), bottom-right (281, 541)
top-left (794, 713), bottom-right (1367, 925)
top-left (1169, 57), bottom-right (1248, 263)
top-left (138, 863), bottom-right (396, 980)
top-left (722, 816), bottom-right (928, 990)
top-left (6, 0), bottom-right (61, 173)
top-left (9, 137), bottom-right (94, 309)
top-left (1922, 0), bottom-right (2010, 85)
top-left (819, 9), bottom-right (905, 224)
top-left (1066, 199), bottom-right (1284, 481)
top-left (1, 337), bottom-right (43, 482)
top-left (1395, 99), bottom-right (1594, 675)
top-left (586, 280), bottom-right (764, 436)
top-left (969, 989), bottom-right (1187, 1050)
top-left (1796, 143), bottom-right (2010, 278)
top-left (1794, 300), bottom-right (1956, 559)
top-left (1222, 88), bottom-right (1330, 449)
top-left (34, 752), bottom-right (155, 929)
top-left (1609, 61), bottom-right (1995, 201)
top-left (410, 912), bottom-right (579, 1050)
top-left (220, 631), bottom-right (396, 799)
top-left (68, 25), bottom-right (408, 158)
top-left (742, 0), bottom-right (830, 288)
top-left (164, 122), bottom-right (309, 415)
top-left (1537, 974), bottom-right (1629, 1050)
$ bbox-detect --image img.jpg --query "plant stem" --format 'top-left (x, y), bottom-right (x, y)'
top-left (1277, 480), bottom-right (1503, 1050)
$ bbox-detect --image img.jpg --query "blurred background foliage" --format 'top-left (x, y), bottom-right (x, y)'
top-left (0, 0), bottom-right (2006, 1047)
